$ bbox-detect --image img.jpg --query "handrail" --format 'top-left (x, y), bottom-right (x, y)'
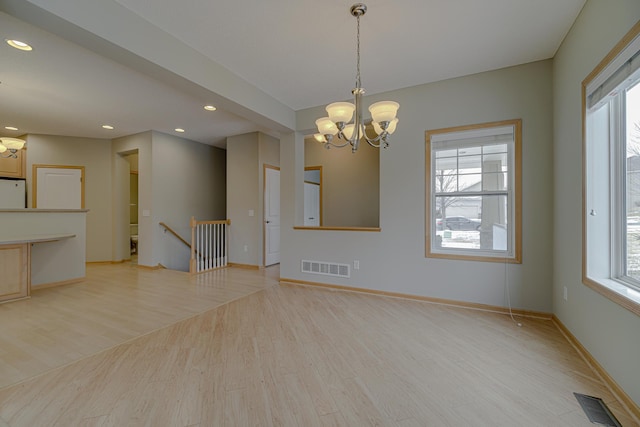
top-left (196, 219), bottom-right (231, 225)
top-left (159, 222), bottom-right (190, 249)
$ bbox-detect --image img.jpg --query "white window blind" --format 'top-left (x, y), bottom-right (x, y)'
top-left (587, 33), bottom-right (640, 110)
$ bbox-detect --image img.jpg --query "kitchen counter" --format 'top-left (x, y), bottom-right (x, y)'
top-left (0, 208), bottom-right (90, 213)
top-left (0, 210), bottom-right (87, 302)
top-left (0, 233), bottom-right (76, 245)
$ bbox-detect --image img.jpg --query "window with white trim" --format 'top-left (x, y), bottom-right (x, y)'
top-left (425, 120), bottom-right (522, 263)
top-left (584, 25), bottom-right (640, 312)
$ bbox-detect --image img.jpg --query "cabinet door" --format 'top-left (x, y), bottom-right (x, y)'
top-left (0, 148), bottom-right (26, 178)
top-left (0, 244), bottom-right (29, 302)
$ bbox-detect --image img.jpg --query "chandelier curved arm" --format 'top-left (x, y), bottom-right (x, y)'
top-left (319, 133), bottom-right (354, 150)
top-left (331, 118), bottom-right (392, 148)
top-left (0, 151), bottom-right (19, 159)
top-left (326, 139), bottom-right (353, 149)
top-left (364, 131), bottom-right (390, 148)
top-left (318, 120), bottom-right (392, 150)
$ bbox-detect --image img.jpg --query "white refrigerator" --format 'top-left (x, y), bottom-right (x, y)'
top-left (0, 179), bottom-right (26, 208)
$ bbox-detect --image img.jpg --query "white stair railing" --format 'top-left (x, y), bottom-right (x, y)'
top-left (190, 217), bottom-right (230, 274)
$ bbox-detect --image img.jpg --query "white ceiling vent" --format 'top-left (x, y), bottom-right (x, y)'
top-left (301, 260), bottom-right (350, 278)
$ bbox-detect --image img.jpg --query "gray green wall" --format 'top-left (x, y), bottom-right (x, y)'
top-left (226, 131), bottom-right (279, 267)
top-left (112, 131), bottom-right (153, 265)
top-left (25, 134), bottom-right (112, 262)
top-left (304, 136), bottom-right (379, 227)
top-left (227, 133), bottom-right (260, 266)
top-left (283, 59), bottom-right (554, 313)
top-left (552, 0), bottom-right (640, 406)
top-left (152, 131), bottom-right (227, 271)
top-left (112, 130), bottom-right (226, 270)
top-left (24, 131), bottom-right (226, 270)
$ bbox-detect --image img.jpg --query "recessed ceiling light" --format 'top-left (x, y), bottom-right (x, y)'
top-left (4, 126), bottom-right (18, 131)
top-left (102, 125), bottom-right (114, 130)
top-left (204, 105), bottom-right (217, 111)
top-left (175, 128), bottom-right (185, 133)
top-left (6, 39), bottom-right (33, 51)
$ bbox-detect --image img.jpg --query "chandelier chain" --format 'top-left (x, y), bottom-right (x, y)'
top-left (356, 14), bottom-right (361, 90)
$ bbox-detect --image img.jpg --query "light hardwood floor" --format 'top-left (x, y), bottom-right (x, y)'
top-left (0, 264), bottom-right (276, 389)
top-left (0, 264), bottom-right (637, 426)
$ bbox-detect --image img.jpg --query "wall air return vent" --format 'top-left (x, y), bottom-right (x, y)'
top-left (301, 260), bottom-right (350, 278)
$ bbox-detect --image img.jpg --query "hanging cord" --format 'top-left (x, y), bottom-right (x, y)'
top-left (502, 159), bottom-right (521, 327)
top-left (504, 257), bottom-right (522, 327)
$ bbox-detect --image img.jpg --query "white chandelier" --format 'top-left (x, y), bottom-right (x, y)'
top-left (314, 3), bottom-right (399, 153)
top-left (0, 137), bottom-right (26, 158)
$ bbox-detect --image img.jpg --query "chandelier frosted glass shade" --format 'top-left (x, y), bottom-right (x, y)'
top-left (0, 137), bottom-right (25, 150)
top-left (314, 3), bottom-right (399, 153)
top-left (0, 137), bottom-right (26, 158)
top-left (326, 102), bottom-right (356, 124)
top-left (369, 101), bottom-right (399, 124)
top-left (315, 118), bottom-right (339, 136)
top-left (373, 118), bottom-right (398, 135)
top-left (343, 123), bottom-right (364, 140)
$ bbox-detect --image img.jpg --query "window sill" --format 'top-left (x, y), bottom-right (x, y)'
top-left (294, 226), bottom-right (381, 232)
top-left (583, 277), bottom-right (640, 317)
top-left (426, 250), bottom-right (521, 264)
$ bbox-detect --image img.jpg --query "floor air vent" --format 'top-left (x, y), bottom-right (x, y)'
top-left (574, 393), bottom-right (622, 426)
top-left (301, 260), bottom-right (350, 278)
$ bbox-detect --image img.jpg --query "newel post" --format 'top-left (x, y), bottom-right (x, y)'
top-left (190, 216), bottom-right (196, 274)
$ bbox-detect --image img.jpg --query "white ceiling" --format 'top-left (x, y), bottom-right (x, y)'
top-left (0, 0), bottom-right (586, 148)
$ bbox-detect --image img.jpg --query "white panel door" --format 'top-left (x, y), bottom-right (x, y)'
top-left (36, 167), bottom-right (83, 209)
top-left (264, 166), bottom-right (280, 266)
top-left (304, 182), bottom-right (320, 226)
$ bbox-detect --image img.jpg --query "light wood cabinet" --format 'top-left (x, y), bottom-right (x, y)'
top-left (0, 148), bottom-right (26, 178)
top-left (0, 244), bottom-right (29, 303)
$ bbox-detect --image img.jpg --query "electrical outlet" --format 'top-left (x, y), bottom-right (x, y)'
top-left (248, 210), bottom-right (254, 217)
top-left (243, 245), bottom-right (248, 252)
top-left (563, 286), bottom-right (568, 301)
top-left (353, 260), bottom-right (360, 270)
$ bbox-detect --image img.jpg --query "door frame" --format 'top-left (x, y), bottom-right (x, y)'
top-left (32, 164), bottom-right (85, 208)
top-left (263, 164), bottom-right (280, 267)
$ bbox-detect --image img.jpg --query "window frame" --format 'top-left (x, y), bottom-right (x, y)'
top-left (425, 119), bottom-right (522, 263)
top-left (582, 21), bottom-right (640, 317)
